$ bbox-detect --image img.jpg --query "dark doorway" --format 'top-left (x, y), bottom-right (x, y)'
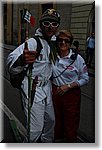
top-left (42, 3), bottom-right (53, 14)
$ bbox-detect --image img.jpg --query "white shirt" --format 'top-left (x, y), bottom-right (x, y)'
top-left (52, 49), bottom-right (89, 87)
top-left (87, 37), bottom-right (95, 49)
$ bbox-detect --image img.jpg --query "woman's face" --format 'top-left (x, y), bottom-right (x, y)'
top-left (57, 34), bottom-right (71, 53)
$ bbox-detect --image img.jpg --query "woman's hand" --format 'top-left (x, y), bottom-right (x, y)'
top-left (56, 82), bottom-right (79, 96)
top-left (56, 85), bottom-right (69, 96)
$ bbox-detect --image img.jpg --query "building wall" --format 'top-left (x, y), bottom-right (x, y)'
top-left (13, 4), bottom-right (19, 45)
top-left (6, 4), bottom-right (13, 44)
top-left (13, 3), bottom-right (40, 45)
top-left (55, 3), bottom-right (72, 30)
top-left (70, 2), bottom-right (95, 57)
top-left (12, 3), bottom-right (72, 45)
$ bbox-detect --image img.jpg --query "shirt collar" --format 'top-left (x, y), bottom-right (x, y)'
top-left (35, 28), bottom-right (56, 41)
top-left (57, 49), bottom-right (73, 59)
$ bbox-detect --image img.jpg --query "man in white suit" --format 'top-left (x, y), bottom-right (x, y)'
top-left (7, 9), bottom-right (60, 143)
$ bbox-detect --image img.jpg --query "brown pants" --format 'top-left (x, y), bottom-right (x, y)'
top-left (52, 84), bottom-right (81, 143)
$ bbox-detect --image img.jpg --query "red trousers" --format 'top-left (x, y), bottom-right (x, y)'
top-left (52, 84), bottom-right (81, 143)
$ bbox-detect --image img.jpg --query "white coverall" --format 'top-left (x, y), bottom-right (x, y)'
top-left (6, 28), bottom-right (55, 142)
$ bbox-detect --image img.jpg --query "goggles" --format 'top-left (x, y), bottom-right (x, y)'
top-left (57, 38), bottom-right (71, 44)
top-left (42, 21), bottom-right (59, 28)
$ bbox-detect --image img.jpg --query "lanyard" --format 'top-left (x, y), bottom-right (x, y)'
top-left (53, 59), bottom-right (75, 79)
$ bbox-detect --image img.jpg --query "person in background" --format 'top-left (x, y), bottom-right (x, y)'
top-left (52, 30), bottom-right (89, 143)
top-left (6, 9), bottom-right (60, 143)
top-left (86, 32), bottom-right (95, 68)
top-left (73, 40), bottom-right (80, 53)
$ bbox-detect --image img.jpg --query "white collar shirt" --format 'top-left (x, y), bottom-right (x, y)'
top-left (52, 49), bottom-right (89, 87)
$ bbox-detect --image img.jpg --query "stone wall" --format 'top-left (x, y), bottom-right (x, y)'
top-left (55, 3), bottom-right (72, 30)
top-left (70, 2), bottom-right (95, 57)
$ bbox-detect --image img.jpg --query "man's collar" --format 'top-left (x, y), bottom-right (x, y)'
top-left (35, 28), bottom-right (56, 41)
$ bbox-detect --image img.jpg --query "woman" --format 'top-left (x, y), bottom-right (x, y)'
top-left (52, 30), bottom-right (89, 142)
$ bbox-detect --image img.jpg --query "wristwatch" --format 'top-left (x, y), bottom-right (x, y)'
top-left (67, 84), bottom-right (71, 88)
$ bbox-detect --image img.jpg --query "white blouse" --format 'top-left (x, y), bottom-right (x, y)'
top-left (52, 49), bottom-right (89, 87)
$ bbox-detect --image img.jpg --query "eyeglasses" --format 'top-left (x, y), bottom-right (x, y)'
top-left (57, 38), bottom-right (71, 44)
top-left (42, 21), bottom-right (59, 28)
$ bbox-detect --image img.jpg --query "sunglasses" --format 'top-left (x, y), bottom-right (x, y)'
top-left (57, 38), bottom-right (71, 44)
top-left (42, 21), bottom-right (59, 28)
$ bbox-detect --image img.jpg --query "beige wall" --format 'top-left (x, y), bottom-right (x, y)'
top-left (70, 2), bottom-right (95, 55)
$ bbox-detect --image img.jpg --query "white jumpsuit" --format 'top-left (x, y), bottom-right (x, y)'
top-left (6, 28), bottom-right (55, 142)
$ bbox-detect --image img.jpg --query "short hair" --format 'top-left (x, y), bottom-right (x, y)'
top-left (56, 30), bottom-right (73, 44)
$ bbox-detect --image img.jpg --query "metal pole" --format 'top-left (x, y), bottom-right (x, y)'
top-left (25, 22), bottom-right (33, 142)
top-left (27, 65), bottom-right (33, 142)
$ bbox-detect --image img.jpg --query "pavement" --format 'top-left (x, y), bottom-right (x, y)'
top-left (2, 44), bottom-right (17, 51)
